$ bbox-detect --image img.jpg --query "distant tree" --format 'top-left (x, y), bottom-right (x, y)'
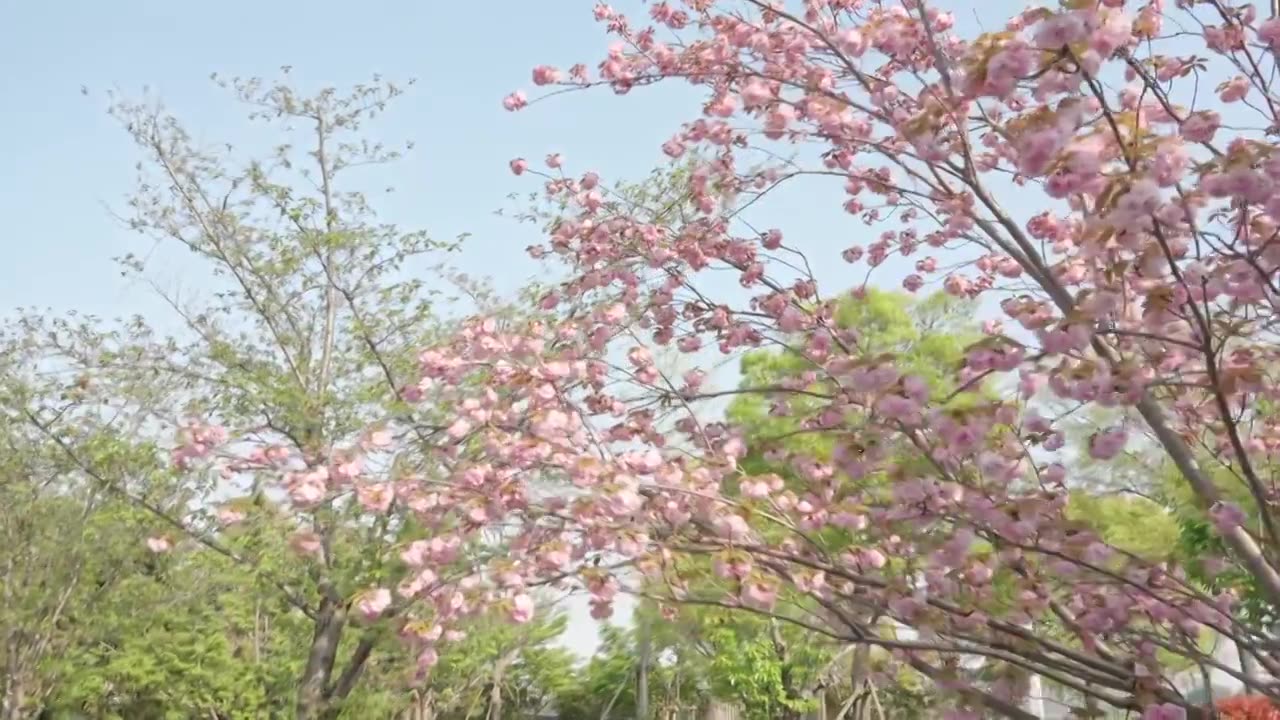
top-left (21, 72), bottom-right (508, 718)
top-left (0, 321), bottom-right (174, 718)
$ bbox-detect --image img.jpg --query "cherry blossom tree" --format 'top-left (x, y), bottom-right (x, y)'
top-left (482, 0), bottom-right (1280, 717)
top-left (151, 1), bottom-right (1280, 718)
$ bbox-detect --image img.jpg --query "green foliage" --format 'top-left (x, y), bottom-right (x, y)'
top-left (0, 328), bottom-right (192, 716)
top-left (1065, 492), bottom-right (1180, 561)
top-left (701, 619), bottom-right (819, 719)
top-left (728, 287), bottom-right (980, 476)
top-left (40, 527), bottom-right (309, 718)
top-left (411, 610), bottom-right (578, 719)
top-left (556, 620), bottom-right (709, 720)
top-left (1152, 459), bottom-right (1280, 625)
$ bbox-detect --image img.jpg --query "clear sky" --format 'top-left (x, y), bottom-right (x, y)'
top-left (0, 0), bottom-right (713, 318)
top-left (0, 0), bottom-right (1028, 658)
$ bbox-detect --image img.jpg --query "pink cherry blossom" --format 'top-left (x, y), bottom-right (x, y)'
top-left (1219, 76), bottom-right (1250, 103)
top-left (502, 91), bottom-right (527, 111)
top-left (1260, 17), bottom-right (1280, 48)
top-left (356, 588), bottom-right (392, 621)
top-left (1180, 111), bottom-right (1221, 142)
top-left (1141, 704), bottom-right (1186, 720)
top-left (739, 78), bottom-right (771, 107)
top-left (589, 599), bottom-right (613, 619)
top-left (356, 482), bottom-right (395, 514)
top-left (741, 580), bottom-right (777, 610)
top-left (288, 532), bottom-right (323, 558)
top-left (531, 65), bottom-right (562, 85)
top-left (859, 549), bottom-right (887, 570)
top-left (1088, 428), bottom-right (1128, 460)
top-left (287, 476), bottom-right (326, 507)
top-left (400, 540), bottom-right (431, 568)
top-left (416, 648), bottom-right (439, 671)
top-left (1033, 13), bottom-right (1087, 49)
top-left (510, 593), bottom-right (535, 624)
top-left (1210, 502), bottom-right (1247, 533)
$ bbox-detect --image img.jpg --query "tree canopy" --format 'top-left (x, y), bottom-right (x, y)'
top-left (14, 1), bottom-right (1280, 719)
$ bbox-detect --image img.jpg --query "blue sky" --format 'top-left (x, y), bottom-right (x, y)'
top-left (0, 0), bottom-right (706, 319)
top-left (0, 0), bottom-right (1035, 658)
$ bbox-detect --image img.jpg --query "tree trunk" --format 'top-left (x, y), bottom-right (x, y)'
top-left (322, 633), bottom-right (377, 720)
top-left (767, 619), bottom-right (806, 720)
top-left (486, 681), bottom-right (503, 720)
top-left (403, 689), bottom-right (434, 720)
top-left (1, 665), bottom-right (33, 720)
top-left (1, 684), bottom-right (26, 720)
top-left (484, 647), bottom-right (520, 720)
top-left (297, 600), bottom-right (347, 720)
top-left (637, 616), bottom-right (651, 720)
